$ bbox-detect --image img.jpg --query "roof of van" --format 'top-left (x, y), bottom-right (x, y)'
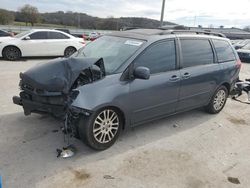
top-left (108, 29), bottom-right (228, 41)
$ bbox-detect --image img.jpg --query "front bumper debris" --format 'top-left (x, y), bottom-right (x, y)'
top-left (12, 95), bottom-right (65, 117)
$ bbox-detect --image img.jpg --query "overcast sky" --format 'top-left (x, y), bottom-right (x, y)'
top-left (1, 0), bottom-right (250, 28)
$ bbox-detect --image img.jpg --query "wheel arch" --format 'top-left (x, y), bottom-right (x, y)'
top-left (221, 82), bottom-right (231, 93)
top-left (2, 45), bottom-right (22, 57)
top-left (64, 46), bottom-right (77, 52)
top-left (64, 46), bottom-right (77, 57)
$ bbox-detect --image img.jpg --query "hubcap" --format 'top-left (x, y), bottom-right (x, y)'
top-left (213, 89), bottom-right (226, 111)
top-left (6, 48), bottom-right (19, 60)
top-left (65, 48), bottom-right (75, 57)
top-left (93, 110), bottom-right (119, 144)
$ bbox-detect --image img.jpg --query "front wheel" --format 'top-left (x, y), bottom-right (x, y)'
top-left (3, 46), bottom-right (21, 61)
top-left (205, 85), bottom-right (228, 114)
top-left (78, 108), bottom-right (122, 150)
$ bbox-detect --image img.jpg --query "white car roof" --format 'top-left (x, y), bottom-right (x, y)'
top-left (26, 29), bottom-right (74, 38)
top-left (29, 29), bottom-right (64, 32)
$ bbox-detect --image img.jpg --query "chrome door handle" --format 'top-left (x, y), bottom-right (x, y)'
top-left (169, 75), bottom-right (180, 82)
top-left (182, 72), bottom-right (191, 79)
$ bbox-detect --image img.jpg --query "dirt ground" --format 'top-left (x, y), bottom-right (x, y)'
top-left (0, 58), bottom-right (249, 188)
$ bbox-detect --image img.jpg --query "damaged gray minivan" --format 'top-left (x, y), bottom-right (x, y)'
top-left (13, 29), bottom-right (241, 150)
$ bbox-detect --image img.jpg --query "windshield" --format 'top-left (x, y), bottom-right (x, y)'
top-left (74, 36), bottom-right (145, 75)
top-left (14, 31), bottom-right (31, 38)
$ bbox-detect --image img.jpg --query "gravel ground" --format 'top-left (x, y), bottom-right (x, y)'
top-left (0, 58), bottom-right (249, 188)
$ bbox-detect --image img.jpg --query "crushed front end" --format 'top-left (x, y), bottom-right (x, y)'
top-left (13, 57), bottom-right (105, 120)
top-left (13, 82), bottom-right (67, 117)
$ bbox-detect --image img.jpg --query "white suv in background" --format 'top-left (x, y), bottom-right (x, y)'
top-left (0, 29), bottom-right (85, 60)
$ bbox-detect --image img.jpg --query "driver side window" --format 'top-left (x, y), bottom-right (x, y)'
top-left (29, 32), bottom-right (48, 40)
top-left (134, 40), bottom-right (176, 74)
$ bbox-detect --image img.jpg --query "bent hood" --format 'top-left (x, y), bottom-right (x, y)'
top-left (20, 57), bottom-right (105, 94)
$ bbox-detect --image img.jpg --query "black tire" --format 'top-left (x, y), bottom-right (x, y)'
top-left (64, 46), bottom-right (76, 57)
top-left (3, 46), bottom-right (21, 61)
top-left (205, 85), bottom-right (228, 114)
top-left (78, 108), bottom-right (123, 150)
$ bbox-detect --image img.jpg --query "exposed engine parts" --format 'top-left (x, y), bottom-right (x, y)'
top-left (13, 57), bottom-right (105, 117)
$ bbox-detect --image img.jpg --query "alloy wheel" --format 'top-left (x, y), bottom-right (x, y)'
top-left (93, 109), bottom-right (119, 144)
top-left (6, 47), bottom-right (19, 60)
top-left (213, 89), bottom-right (226, 111)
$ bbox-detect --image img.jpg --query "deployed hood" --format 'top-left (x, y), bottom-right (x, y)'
top-left (20, 57), bottom-right (105, 94)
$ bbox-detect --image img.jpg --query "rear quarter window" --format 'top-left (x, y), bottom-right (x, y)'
top-left (48, 32), bottom-right (69, 39)
top-left (212, 39), bottom-right (236, 62)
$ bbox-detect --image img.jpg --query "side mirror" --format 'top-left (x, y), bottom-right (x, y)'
top-left (133, 66), bottom-right (150, 80)
top-left (23, 36), bottom-right (30, 40)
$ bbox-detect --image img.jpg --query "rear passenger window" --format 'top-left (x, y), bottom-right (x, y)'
top-left (134, 40), bottom-right (176, 74)
top-left (181, 39), bottom-right (214, 68)
top-left (212, 39), bottom-right (235, 62)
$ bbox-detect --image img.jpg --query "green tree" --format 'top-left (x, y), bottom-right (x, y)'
top-left (19, 4), bottom-right (39, 26)
top-left (0, 9), bottom-right (14, 25)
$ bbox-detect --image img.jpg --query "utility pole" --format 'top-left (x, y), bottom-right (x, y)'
top-left (78, 13), bottom-right (80, 28)
top-left (160, 0), bottom-right (166, 27)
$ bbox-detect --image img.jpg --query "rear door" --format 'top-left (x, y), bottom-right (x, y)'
top-left (46, 31), bottom-right (71, 56)
top-left (177, 38), bottom-right (221, 111)
top-left (129, 39), bottom-right (181, 124)
top-left (20, 31), bottom-right (48, 56)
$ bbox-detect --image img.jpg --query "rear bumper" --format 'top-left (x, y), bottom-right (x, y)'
top-left (12, 95), bottom-right (65, 117)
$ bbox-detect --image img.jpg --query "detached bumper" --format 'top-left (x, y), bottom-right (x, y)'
top-left (12, 95), bottom-right (65, 117)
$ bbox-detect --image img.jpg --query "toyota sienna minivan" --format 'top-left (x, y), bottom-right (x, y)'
top-left (13, 29), bottom-right (241, 150)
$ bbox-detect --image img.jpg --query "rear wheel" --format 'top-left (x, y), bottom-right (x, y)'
top-left (78, 108), bottom-right (122, 150)
top-left (64, 47), bottom-right (76, 57)
top-left (3, 46), bottom-right (21, 61)
top-left (205, 85), bottom-right (228, 114)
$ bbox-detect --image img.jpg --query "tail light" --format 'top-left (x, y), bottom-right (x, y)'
top-left (236, 59), bottom-right (242, 69)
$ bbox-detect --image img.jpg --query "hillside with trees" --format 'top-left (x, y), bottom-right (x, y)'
top-left (0, 5), bottom-right (176, 30)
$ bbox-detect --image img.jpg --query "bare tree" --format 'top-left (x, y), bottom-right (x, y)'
top-left (0, 9), bottom-right (14, 25)
top-left (19, 4), bottom-right (39, 26)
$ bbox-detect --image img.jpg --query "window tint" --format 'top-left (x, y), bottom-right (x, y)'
top-left (134, 41), bottom-right (176, 74)
top-left (48, 32), bottom-right (69, 39)
top-left (181, 39), bottom-right (214, 68)
top-left (0, 30), bottom-right (9, 36)
top-left (29, 32), bottom-right (47, 39)
top-left (212, 39), bottom-right (236, 62)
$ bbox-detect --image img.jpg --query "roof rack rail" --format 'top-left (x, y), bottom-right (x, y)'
top-left (160, 29), bottom-right (226, 38)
